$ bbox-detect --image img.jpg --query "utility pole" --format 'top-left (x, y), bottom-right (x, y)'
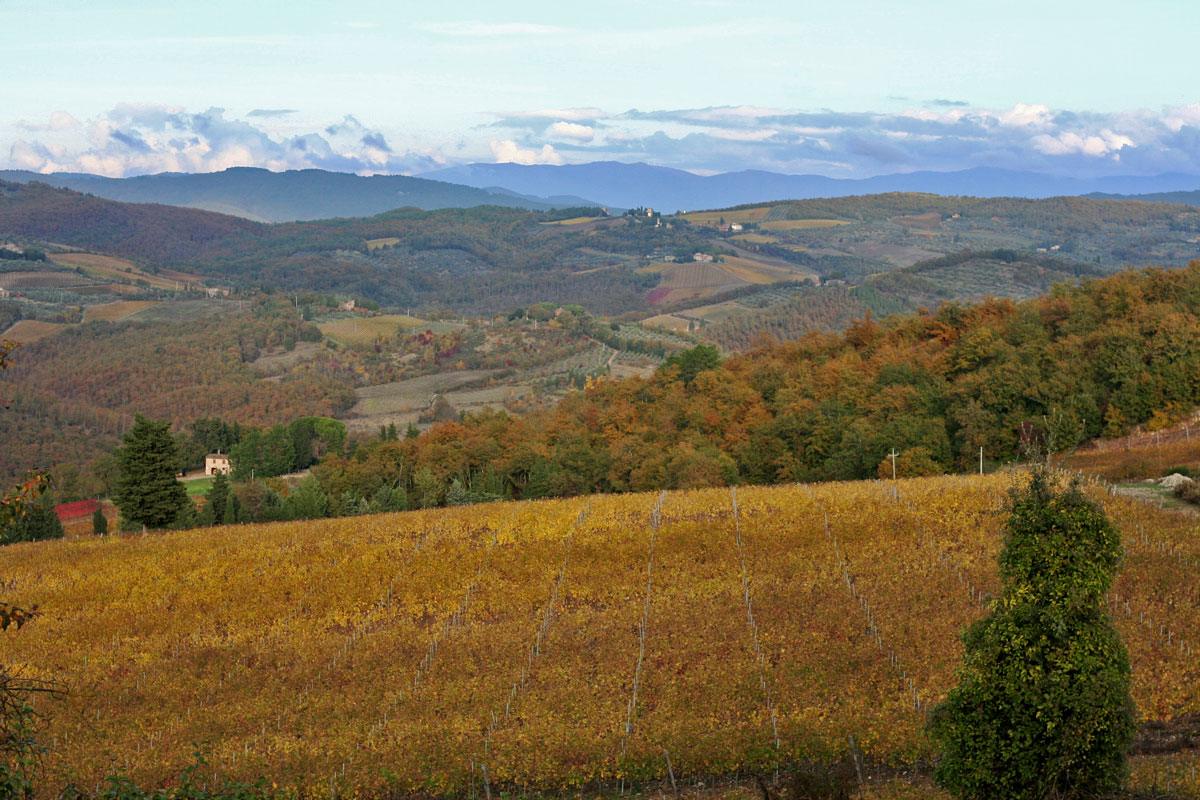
top-left (889, 448), bottom-right (899, 480)
top-left (979, 446), bottom-right (984, 475)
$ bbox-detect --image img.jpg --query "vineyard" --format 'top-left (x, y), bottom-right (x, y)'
top-left (2, 472), bottom-right (1198, 798)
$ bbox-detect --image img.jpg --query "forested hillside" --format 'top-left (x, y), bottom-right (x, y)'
top-left (324, 261), bottom-right (1200, 506)
top-left (0, 181), bottom-right (701, 312)
top-left (702, 249), bottom-right (1105, 349)
top-left (0, 179), bottom-right (257, 260)
top-left (0, 299), bottom-right (354, 488)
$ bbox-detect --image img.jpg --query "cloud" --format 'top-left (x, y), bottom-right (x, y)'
top-left (6, 105), bottom-right (443, 177)
top-left (361, 132), bottom-right (392, 152)
top-left (548, 121), bottom-right (594, 141)
top-left (709, 128), bottom-right (779, 142)
top-left (485, 108), bottom-right (605, 132)
top-left (246, 108), bottom-right (298, 118)
top-left (15, 111), bottom-right (81, 132)
top-left (1031, 129), bottom-right (1134, 157)
top-left (418, 21), bottom-right (566, 37)
top-left (997, 103), bottom-right (1053, 127)
top-left (481, 102), bottom-right (1200, 177)
top-left (10, 100), bottom-right (1200, 182)
top-left (489, 140), bottom-right (564, 165)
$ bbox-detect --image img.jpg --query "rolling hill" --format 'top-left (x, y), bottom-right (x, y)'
top-left (0, 167), bottom-right (599, 222)
top-left (4, 474), bottom-right (1196, 797)
top-left (1086, 189), bottom-right (1200, 207)
top-left (4, 180), bottom-right (1199, 314)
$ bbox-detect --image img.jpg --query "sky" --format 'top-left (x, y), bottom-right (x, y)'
top-left (4, 0), bottom-right (1200, 178)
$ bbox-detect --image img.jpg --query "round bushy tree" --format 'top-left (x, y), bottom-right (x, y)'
top-left (0, 503), bottom-right (63, 545)
top-left (929, 470), bottom-right (1134, 800)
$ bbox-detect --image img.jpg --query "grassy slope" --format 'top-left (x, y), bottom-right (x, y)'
top-left (4, 473), bottom-right (1197, 797)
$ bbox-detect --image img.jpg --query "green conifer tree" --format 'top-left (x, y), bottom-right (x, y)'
top-left (445, 477), bottom-right (470, 506)
top-left (283, 476), bottom-right (329, 520)
top-left (206, 472), bottom-right (230, 526)
top-left (91, 506), bottom-right (108, 536)
top-left (522, 459), bottom-right (554, 500)
top-left (929, 470), bottom-right (1134, 799)
top-left (223, 492), bottom-right (241, 525)
top-left (112, 415), bottom-right (190, 531)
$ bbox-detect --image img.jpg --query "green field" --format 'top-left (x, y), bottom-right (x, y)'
top-left (183, 476), bottom-right (214, 496)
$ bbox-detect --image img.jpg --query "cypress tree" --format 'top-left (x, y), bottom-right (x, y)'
top-left (113, 415), bottom-right (190, 531)
top-left (929, 470), bottom-right (1134, 799)
top-left (206, 472), bottom-right (230, 526)
top-left (223, 492), bottom-right (241, 525)
top-left (92, 506), bottom-right (108, 536)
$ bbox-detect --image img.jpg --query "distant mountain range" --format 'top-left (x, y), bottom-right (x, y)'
top-left (423, 162), bottom-right (1200, 213)
top-left (0, 167), bottom-right (598, 223)
top-left (3, 164), bottom-right (1198, 225)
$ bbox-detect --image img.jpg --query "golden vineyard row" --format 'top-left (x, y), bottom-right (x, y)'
top-left (1, 472), bottom-right (1197, 797)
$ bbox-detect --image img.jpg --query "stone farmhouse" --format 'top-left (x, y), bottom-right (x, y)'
top-left (205, 453), bottom-right (231, 476)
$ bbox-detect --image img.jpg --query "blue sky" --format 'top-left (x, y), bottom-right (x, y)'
top-left (4, 0), bottom-right (1200, 177)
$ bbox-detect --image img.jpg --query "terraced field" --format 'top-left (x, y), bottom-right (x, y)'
top-left (760, 219), bottom-right (851, 231)
top-left (48, 253), bottom-right (182, 291)
top-left (682, 207), bottom-right (774, 226)
top-left (1, 318), bottom-right (69, 343)
top-left (82, 300), bottom-right (158, 322)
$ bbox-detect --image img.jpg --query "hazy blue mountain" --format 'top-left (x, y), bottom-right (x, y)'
top-left (0, 167), bottom-right (599, 222)
top-left (1084, 189), bottom-right (1200, 207)
top-left (422, 162), bottom-right (1200, 212)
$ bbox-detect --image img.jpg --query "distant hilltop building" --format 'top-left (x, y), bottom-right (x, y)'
top-left (338, 299), bottom-right (357, 312)
top-left (0, 287), bottom-right (9, 299)
top-left (205, 287), bottom-right (230, 298)
top-left (730, 223), bottom-right (744, 232)
top-left (693, 252), bottom-right (714, 263)
top-left (205, 453), bottom-right (231, 476)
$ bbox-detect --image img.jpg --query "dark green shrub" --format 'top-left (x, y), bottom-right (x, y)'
top-left (929, 470), bottom-right (1135, 799)
top-left (0, 503), bottom-right (63, 545)
top-left (787, 757), bottom-right (856, 799)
